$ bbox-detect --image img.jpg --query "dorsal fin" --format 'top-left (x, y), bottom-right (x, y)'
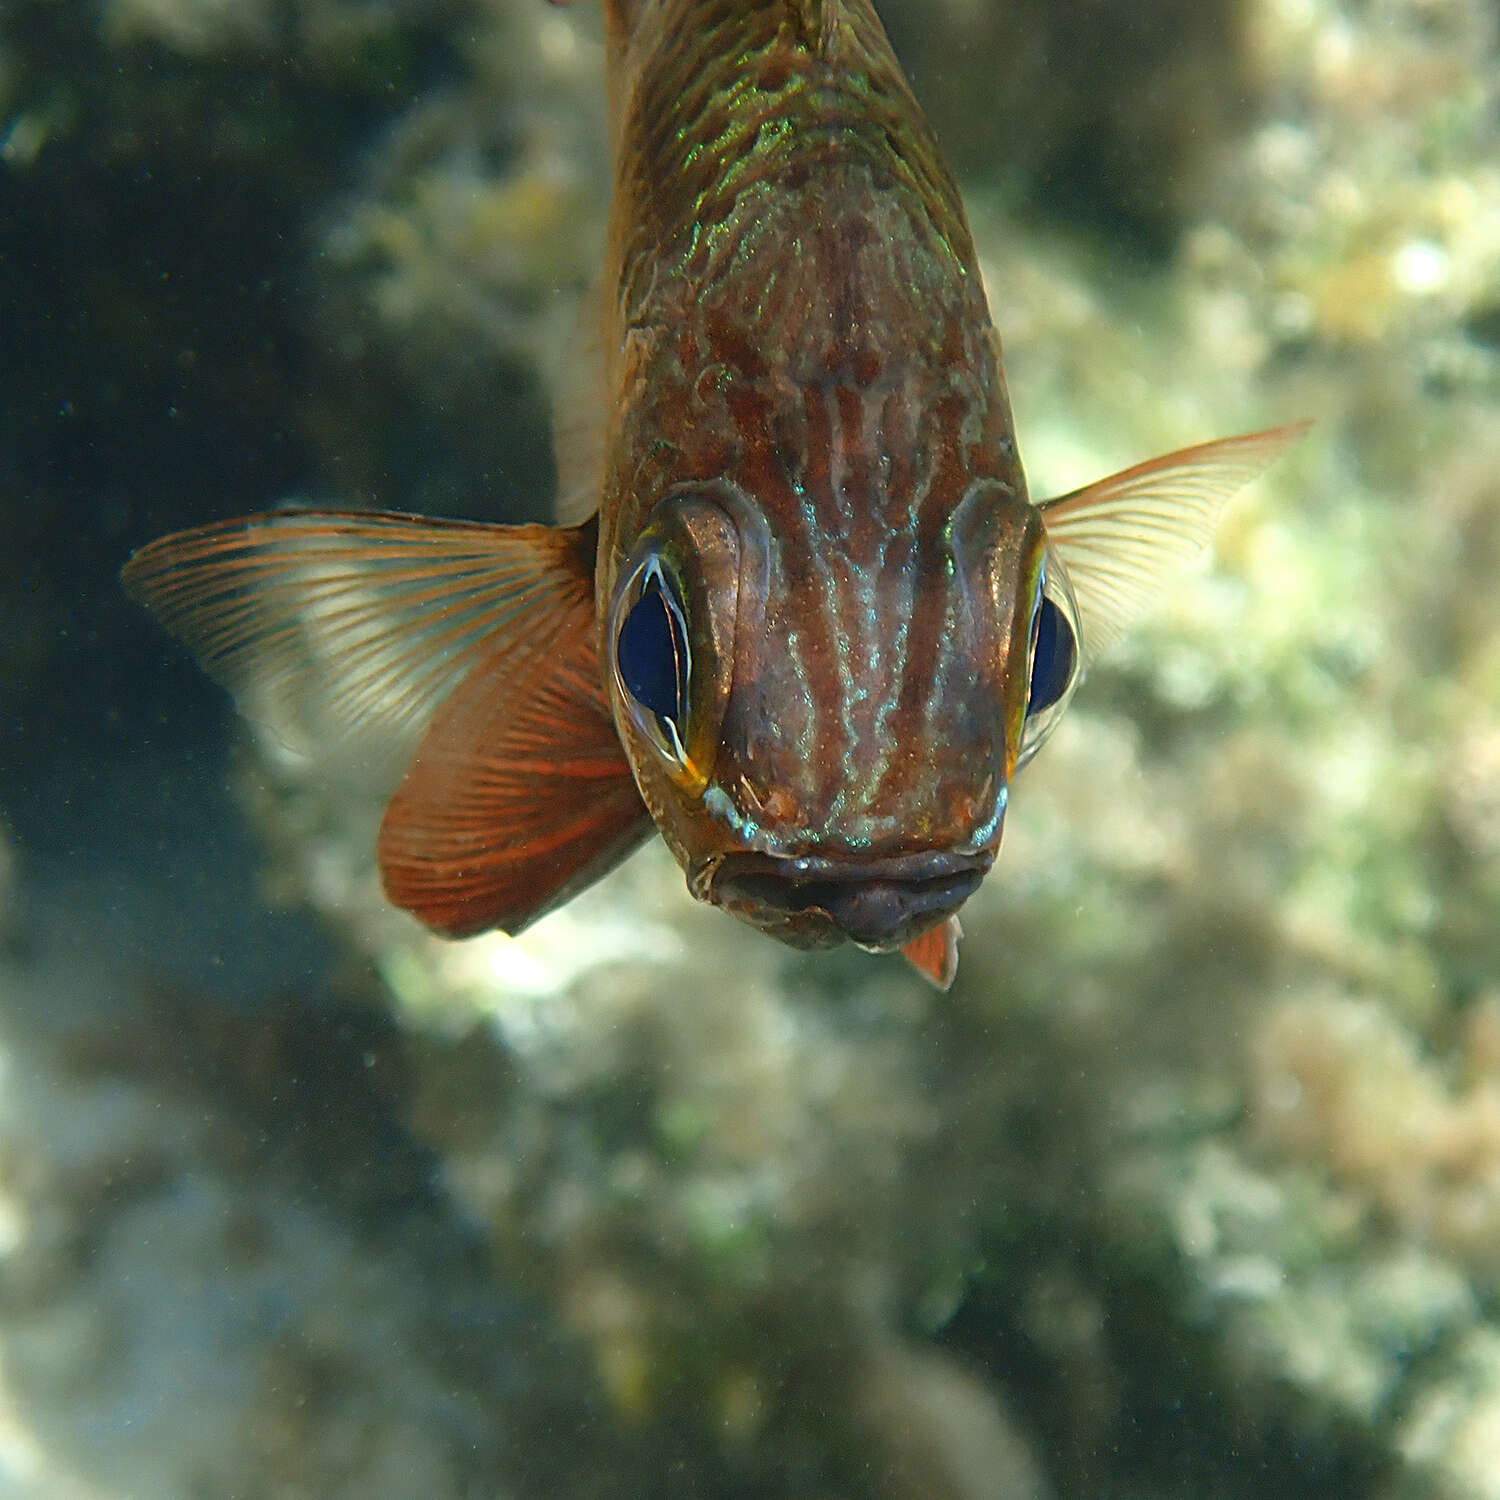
top-left (789, 0), bottom-right (839, 54)
top-left (600, 0), bottom-right (842, 54)
top-left (551, 281), bottom-right (608, 525)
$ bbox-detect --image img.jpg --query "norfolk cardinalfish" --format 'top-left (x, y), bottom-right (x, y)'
top-left (123, 0), bottom-right (1302, 989)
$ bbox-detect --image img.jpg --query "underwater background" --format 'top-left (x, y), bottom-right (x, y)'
top-left (3, 0), bottom-right (1500, 1494)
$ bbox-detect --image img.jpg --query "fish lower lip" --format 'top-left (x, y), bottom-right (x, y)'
top-left (712, 850), bottom-right (990, 949)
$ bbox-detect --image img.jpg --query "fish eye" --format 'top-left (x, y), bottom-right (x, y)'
top-left (1016, 560), bottom-right (1082, 770)
top-left (615, 561), bottom-right (690, 756)
top-left (1027, 594), bottom-right (1075, 715)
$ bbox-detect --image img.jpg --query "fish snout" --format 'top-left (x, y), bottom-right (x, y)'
top-left (711, 849), bottom-right (990, 951)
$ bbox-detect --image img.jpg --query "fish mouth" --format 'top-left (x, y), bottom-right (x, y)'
top-left (709, 849), bottom-right (992, 952)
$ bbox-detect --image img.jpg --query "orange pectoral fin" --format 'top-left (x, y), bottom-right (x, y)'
top-left (900, 916), bottom-right (961, 991)
top-left (376, 547), bottom-right (652, 939)
top-left (123, 502), bottom-right (651, 936)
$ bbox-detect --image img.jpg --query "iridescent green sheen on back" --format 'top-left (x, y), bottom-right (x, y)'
top-left (610, 0), bottom-right (981, 323)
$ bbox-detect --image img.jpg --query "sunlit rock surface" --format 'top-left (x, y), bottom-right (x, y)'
top-left (5, 0), bottom-right (1500, 1494)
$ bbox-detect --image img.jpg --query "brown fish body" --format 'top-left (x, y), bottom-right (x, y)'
top-left (122, 0), bottom-right (1303, 986)
top-left (594, 0), bottom-right (1042, 951)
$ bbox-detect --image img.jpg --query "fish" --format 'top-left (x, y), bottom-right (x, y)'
top-left (122, 0), bottom-right (1303, 989)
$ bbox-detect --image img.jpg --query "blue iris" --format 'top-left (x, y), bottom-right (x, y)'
top-left (1028, 594), bottom-right (1074, 715)
top-left (617, 570), bottom-right (688, 730)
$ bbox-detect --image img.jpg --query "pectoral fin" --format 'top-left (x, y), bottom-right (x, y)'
top-left (121, 507), bottom-right (607, 785)
top-left (124, 506), bottom-right (652, 937)
top-left (1040, 422), bottom-right (1309, 661)
top-left (900, 916), bottom-right (961, 991)
top-left (376, 525), bottom-right (652, 938)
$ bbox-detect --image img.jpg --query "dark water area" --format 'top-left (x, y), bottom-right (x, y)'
top-left (0, 141), bottom-right (333, 996)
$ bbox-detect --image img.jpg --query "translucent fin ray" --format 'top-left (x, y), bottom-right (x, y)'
top-left (1038, 422), bottom-right (1308, 661)
top-left (122, 510), bottom-right (597, 779)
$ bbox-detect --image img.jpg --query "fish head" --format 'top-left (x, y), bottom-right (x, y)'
top-left (605, 479), bottom-right (1084, 954)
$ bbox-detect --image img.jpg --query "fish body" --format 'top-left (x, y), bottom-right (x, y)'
top-left (597, 0), bottom-right (1031, 953)
top-left (123, 0), bottom-right (1302, 987)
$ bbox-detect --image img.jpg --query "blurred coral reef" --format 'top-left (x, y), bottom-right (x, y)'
top-left (4, 0), bottom-right (1500, 1495)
